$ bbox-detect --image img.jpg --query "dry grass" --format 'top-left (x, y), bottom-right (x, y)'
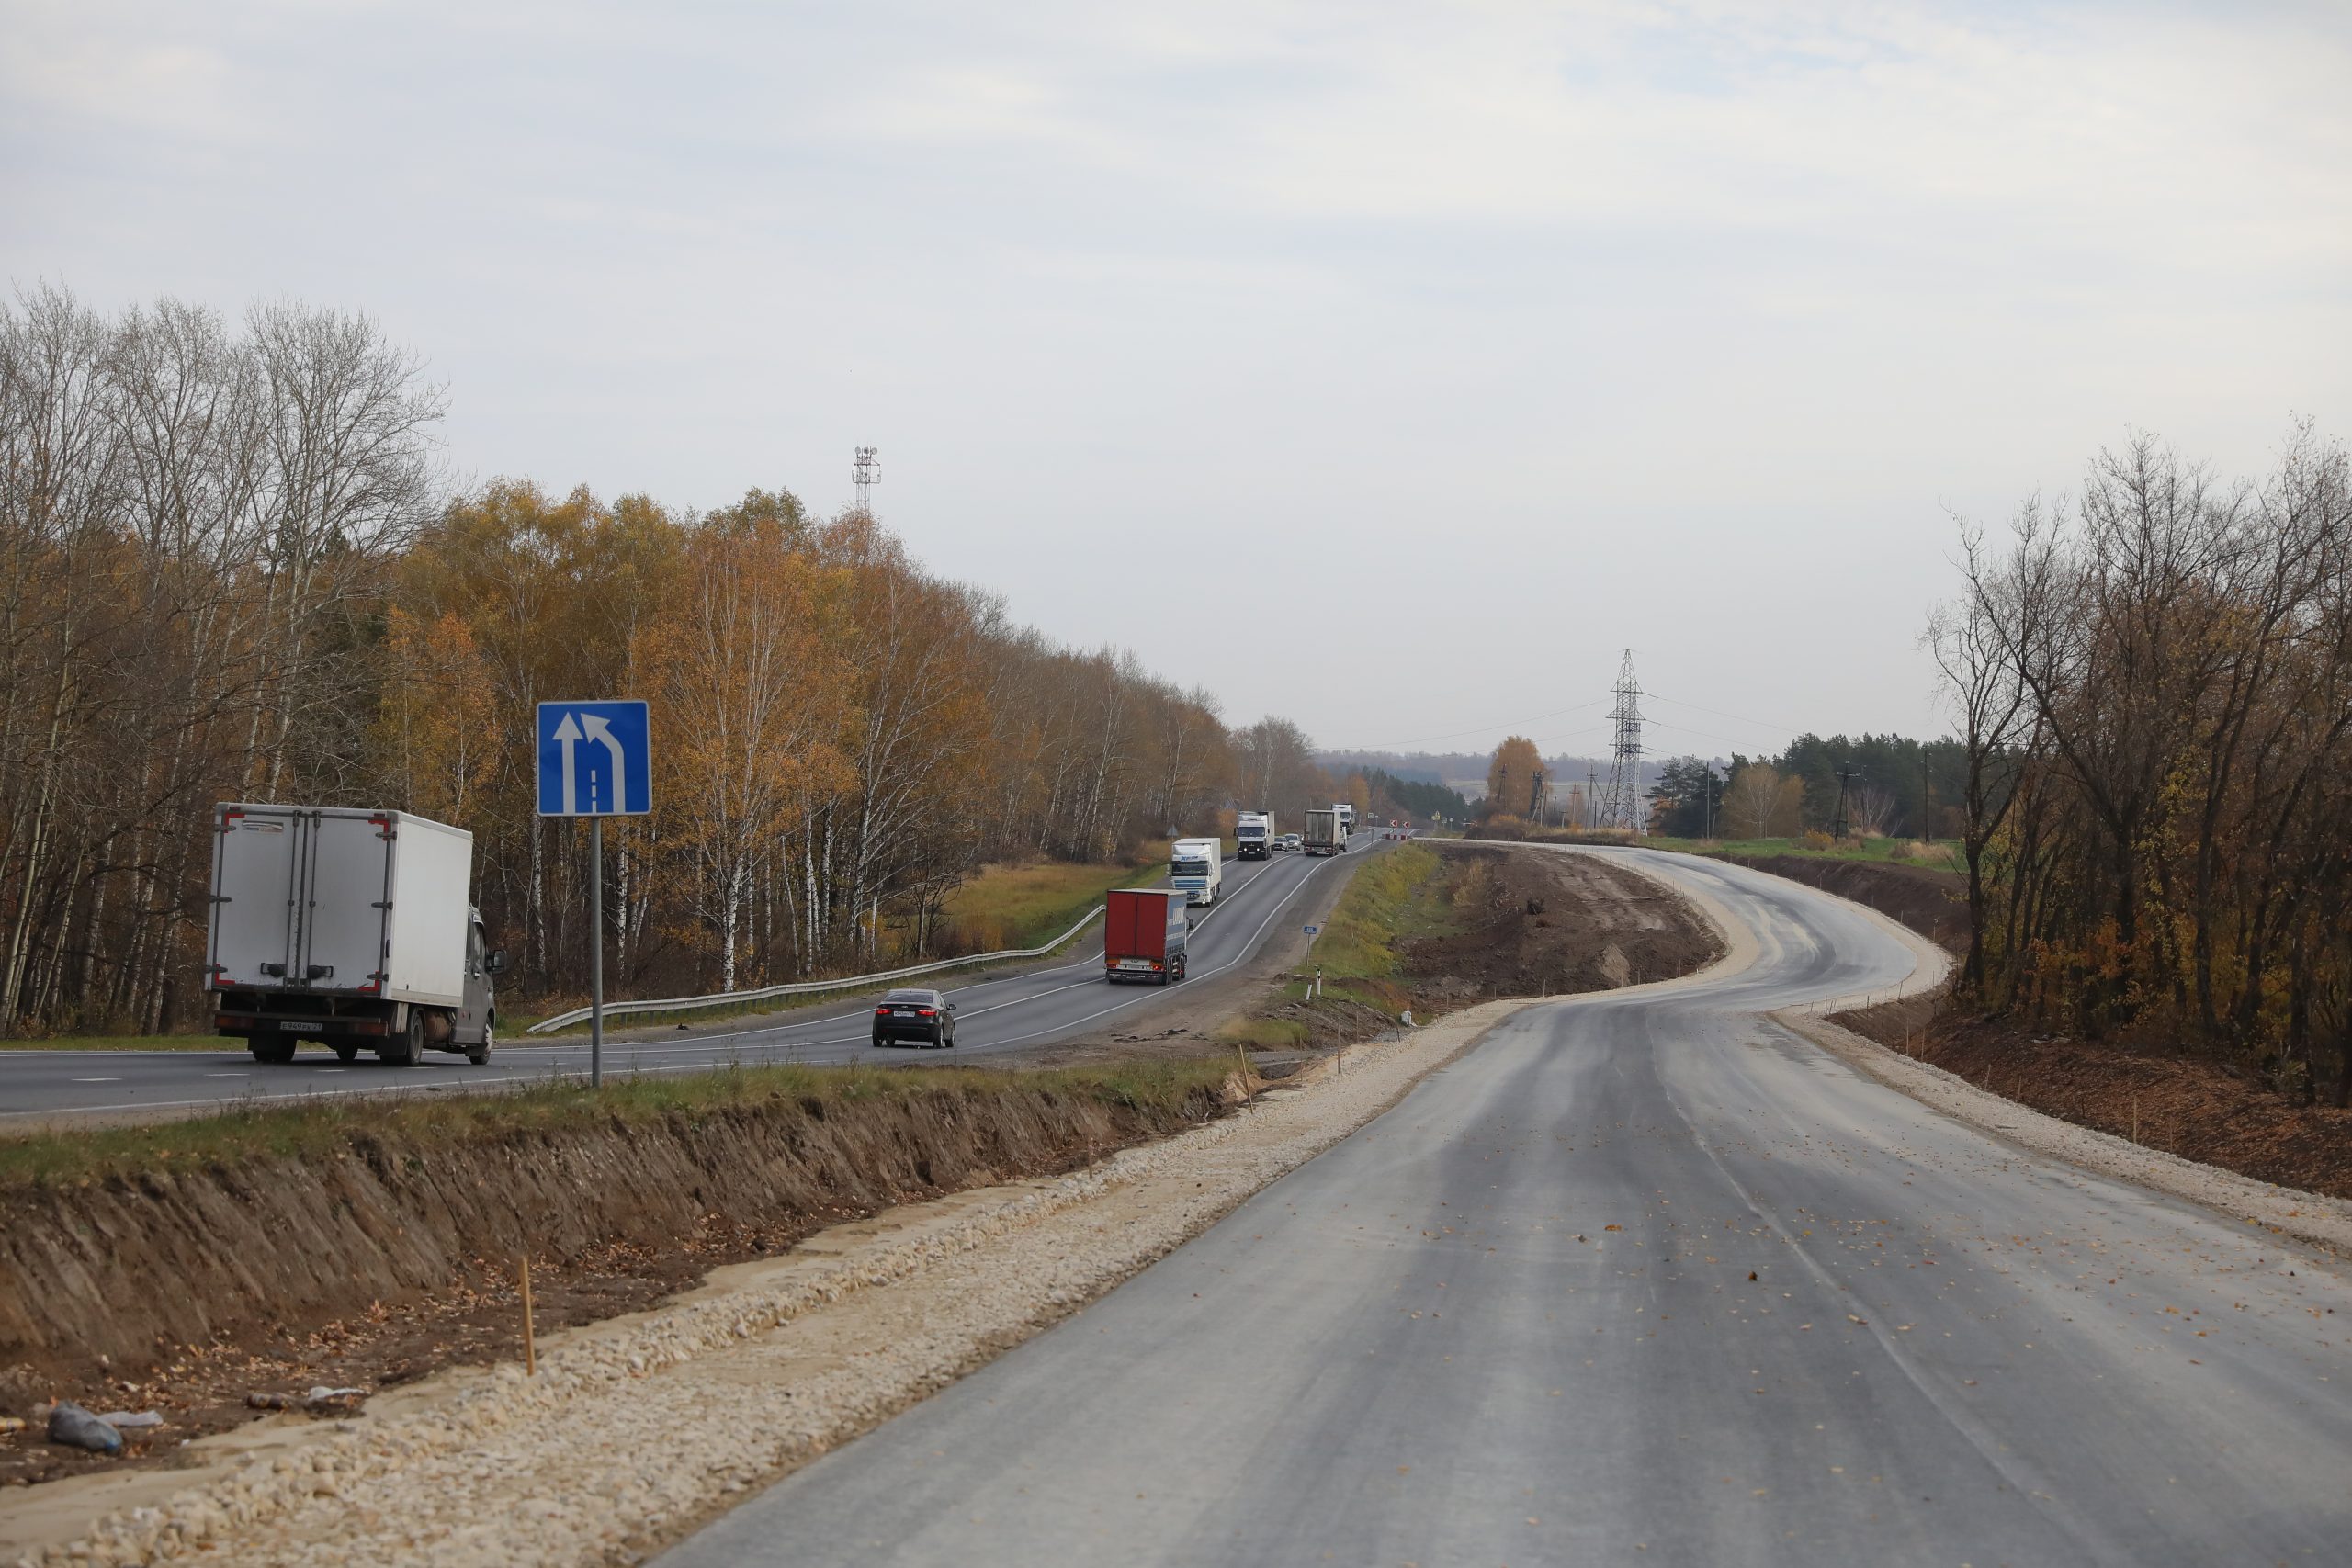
top-left (937, 842), bottom-right (1173, 951)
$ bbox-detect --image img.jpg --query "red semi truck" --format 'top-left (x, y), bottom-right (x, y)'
top-left (1103, 888), bottom-right (1190, 984)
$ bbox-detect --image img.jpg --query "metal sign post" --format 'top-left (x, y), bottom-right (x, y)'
top-left (589, 818), bottom-right (605, 1084)
top-left (536, 700), bottom-right (653, 1089)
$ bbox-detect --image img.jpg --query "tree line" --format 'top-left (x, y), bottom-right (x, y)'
top-left (1937, 426), bottom-right (2352, 1100)
top-left (0, 286), bottom-right (1334, 1032)
top-left (1644, 735), bottom-right (1971, 840)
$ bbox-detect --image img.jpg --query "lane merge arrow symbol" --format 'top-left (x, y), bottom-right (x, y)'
top-left (580, 711), bottom-right (627, 810)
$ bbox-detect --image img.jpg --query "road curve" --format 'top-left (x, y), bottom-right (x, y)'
top-left (660, 849), bottom-right (2352, 1568)
top-left (0, 837), bottom-right (1374, 1122)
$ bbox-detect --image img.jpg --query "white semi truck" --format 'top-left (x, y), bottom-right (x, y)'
top-left (1335, 803), bottom-right (1357, 841)
top-left (1235, 810), bottom-right (1273, 860)
top-left (205, 804), bottom-right (503, 1066)
top-left (1170, 837), bottom-right (1225, 905)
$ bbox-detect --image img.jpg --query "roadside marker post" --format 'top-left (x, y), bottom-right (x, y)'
top-left (537, 701), bottom-right (653, 1088)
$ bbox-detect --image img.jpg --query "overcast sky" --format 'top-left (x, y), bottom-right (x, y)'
top-left (8, 0), bottom-right (2348, 761)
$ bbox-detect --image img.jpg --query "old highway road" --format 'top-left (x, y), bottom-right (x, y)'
top-left (661, 848), bottom-right (2352, 1568)
top-left (0, 834), bottom-right (1374, 1122)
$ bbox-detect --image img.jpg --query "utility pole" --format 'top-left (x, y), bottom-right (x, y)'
top-left (1586, 767), bottom-right (1598, 830)
top-left (853, 446), bottom-right (879, 513)
top-left (1834, 763), bottom-right (1862, 841)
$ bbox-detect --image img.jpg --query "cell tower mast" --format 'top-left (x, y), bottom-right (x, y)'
top-left (1598, 649), bottom-right (1645, 832)
top-left (853, 446), bottom-right (879, 513)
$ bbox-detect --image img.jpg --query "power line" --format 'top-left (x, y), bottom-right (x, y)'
top-left (1352, 695), bottom-right (1610, 753)
top-left (1643, 716), bottom-right (1758, 750)
top-left (1644, 691), bottom-right (1810, 738)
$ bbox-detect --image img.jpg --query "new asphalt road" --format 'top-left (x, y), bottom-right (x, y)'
top-left (0, 835), bottom-right (1374, 1122)
top-left (661, 848), bottom-right (2352, 1568)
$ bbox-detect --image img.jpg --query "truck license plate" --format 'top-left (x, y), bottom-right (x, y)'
top-left (279, 1021), bottom-right (322, 1032)
top-left (1117, 959), bottom-right (1154, 971)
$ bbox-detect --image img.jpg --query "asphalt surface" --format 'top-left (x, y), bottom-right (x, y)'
top-left (0, 837), bottom-right (1374, 1122)
top-left (661, 849), bottom-right (2352, 1568)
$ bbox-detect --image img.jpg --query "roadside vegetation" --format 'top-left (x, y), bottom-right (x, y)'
top-left (1644, 835), bottom-right (1962, 871)
top-left (1933, 426), bottom-right (2352, 1101)
top-left (1215, 844), bottom-right (1452, 1048)
top-left (0, 1057), bottom-right (1235, 1190)
top-left (936, 844), bottom-right (1171, 952)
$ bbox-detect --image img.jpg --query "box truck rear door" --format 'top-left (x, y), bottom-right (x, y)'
top-left (303, 813), bottom-right (394, 989)
top-left (211, 809), bottom-right (301, 988)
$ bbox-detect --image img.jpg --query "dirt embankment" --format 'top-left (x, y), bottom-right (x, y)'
top-left (1837, 997), bottom-right (2352, 1202)
top-left (0, 1078), bottom-right (1226, 1489)
top-left (1717, 852), bottom-right (1970, 953)
top-left (1410, 844), bottom-right (1721, 1000)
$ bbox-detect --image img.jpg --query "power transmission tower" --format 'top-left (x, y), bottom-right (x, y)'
top-left (1598, 649), bottom-right (1645, 831)
top-left (1586, 767), bottom-right (1598, 829)
top-left (853, 446), bottom-right (880, 513)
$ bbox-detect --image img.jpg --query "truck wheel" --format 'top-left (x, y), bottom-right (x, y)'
top-left (381, 1011), bottom-right (424, 1066)
top-left (466, 1025), bottom-right (492, 1066)
top-left (249, 1032), bottom-right (297, 1065)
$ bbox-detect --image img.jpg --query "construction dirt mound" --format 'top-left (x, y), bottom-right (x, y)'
top-left (1231, 844), bottom-right (1724, 1055)
top-left (0, 1077), bottom-right (1226, 1489)
top-left (1408, 843), bottom-right (1722, 1002)
top-left (1719, 852), bottom-right (1969, 953)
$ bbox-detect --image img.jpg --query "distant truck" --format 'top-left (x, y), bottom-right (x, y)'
top-left (1304, 808), bottom-right (1343, 856)
top-left (1103, 887), bottom-right (1190, 984)
top-left (206, 804), bottom-right (502, 1066)
top-left (1335, 804), bottom-right (1357, 841)
top-left (1235, 810), bottom-right (1274, 860)
top-left (1170, 837), bottom-right (1225, 905)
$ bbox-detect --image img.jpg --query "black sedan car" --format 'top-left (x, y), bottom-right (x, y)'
top-left (871, 987), bottom-right (957, 1048)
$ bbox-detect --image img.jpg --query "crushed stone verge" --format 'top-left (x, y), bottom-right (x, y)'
top-left (13, 998), bottom-right (1540, 1568)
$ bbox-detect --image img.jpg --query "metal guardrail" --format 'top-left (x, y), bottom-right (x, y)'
top-left (524, 905), bottom-right (1108, 1034)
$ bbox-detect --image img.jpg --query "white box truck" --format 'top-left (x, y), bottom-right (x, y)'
top-left (1235, 810), bottom-right (1273, 860)
top-left (1169, 837), bottom-right (1225, 905)
top-left (206, 804), bottom-right (502, 1066)
top-left (1335, 803), bottom-right (1356, 844)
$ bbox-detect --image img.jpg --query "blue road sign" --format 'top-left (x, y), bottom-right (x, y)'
top-left (1303, 924), bottom-right (1318, 936)
top-left (537, 701), bottom-right (652, 817)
